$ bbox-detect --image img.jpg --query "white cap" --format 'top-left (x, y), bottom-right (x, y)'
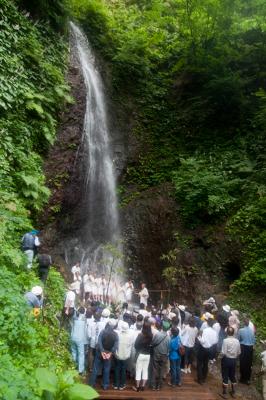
top-left (32, 286), bottom-right (43, 296)
top-left (178, 305), bottom-right (186, 312)
top-left (108, 318), bottom-right (117, 328)
top-left (120, 321), bottom-right (129, 332)
top-left (102, 308), bottom-right (111, 318)
top-left (203, 297), bottom-right (215, 305)
top-left (222, 305), bottom-right (231, 313)
top-left (168, 312), bottom-right (176, 320)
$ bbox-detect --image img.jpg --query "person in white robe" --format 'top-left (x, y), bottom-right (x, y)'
top-left (138, 283), bottom-right (149, 306)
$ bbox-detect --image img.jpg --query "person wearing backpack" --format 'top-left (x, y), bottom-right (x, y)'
top-left (169, 327), bottom-right (182, 387)
top-left (89, 320), bottom-right (118, 390)
top-left (21, 230), bottom-right (40, 269)
top-left (37, 254), bottom-right (52, 282)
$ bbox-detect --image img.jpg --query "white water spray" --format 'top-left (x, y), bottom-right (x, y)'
top-left (70, 23), bottom-right (122, 277)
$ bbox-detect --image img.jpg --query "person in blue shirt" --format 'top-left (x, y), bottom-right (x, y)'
top-left (70, 307), bottom-right (87, 375)
top-left (238, 318), bottom-right (256, 384)
top-left (24, 286), bottom-right (43, 308)
top-left (169, 327), bottom-right (182, 387)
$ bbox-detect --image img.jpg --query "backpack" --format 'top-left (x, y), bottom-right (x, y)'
top-left (22, 233), bottom-right (35, 251)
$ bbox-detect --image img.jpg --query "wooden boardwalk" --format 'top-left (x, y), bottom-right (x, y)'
top-left (97, 373), bottom-right (219, 400)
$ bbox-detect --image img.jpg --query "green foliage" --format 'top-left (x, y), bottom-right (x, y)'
top-left (228, 197), bottom-right (266, 292)
top-left (36, 368), bottom-right (99, 399)
top-left (16, 0), bottom-right (69, 31)
top-left (0, 0), bottom-right (72, 215)
top-left (172, 156), bottom-right (243, 223)
top-left (69, 0), bottom-right (266, 336)
top-left (0, 1), bottom-right (72, 398)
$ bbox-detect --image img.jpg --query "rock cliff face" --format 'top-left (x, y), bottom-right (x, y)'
top-left (40, 50), bottom-right (241, 303)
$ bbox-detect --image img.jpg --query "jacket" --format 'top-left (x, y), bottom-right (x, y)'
top-left (71, 315), bottom-right (87, 344)
top-left (151, 332), bottom-right (170, 357)
top-left (169, 336), bottom-right (181, 360)
top-left (115, 330), bottom-right (134, 360)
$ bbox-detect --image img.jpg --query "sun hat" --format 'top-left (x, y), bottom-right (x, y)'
top-left (102, 308), bottom-right (111, 318)
top-left (222, 305), bottom-right (231, 313)
top-left (32, 286), bottom-right (43, 296)
top-left (107, 318), bottom-right (117, 328)
top-left (178, 305), bottom-right (186, 312)
top-left (120, 321), bottom-right (129, 332)
top-left (203, 297), bottom-right (216, 305)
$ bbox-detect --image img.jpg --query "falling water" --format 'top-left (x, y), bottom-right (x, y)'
top-left (70, 23), bottom-right (122, 276)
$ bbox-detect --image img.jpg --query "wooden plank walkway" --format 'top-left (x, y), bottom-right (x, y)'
top-left (97, 373), bottom-right (219, 400)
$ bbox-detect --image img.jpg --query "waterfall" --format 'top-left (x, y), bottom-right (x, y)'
top-left (70, 23), bottom-right (122, 278)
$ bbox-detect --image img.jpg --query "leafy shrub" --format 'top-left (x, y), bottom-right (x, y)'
top-left (0, 1), bottom-right (73, 398)
top-left (172, 157), bottom-right (239, 223)
top-left (35, 368), bottom-right (99, 399)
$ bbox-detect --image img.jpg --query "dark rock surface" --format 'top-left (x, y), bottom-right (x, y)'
top-left (40, 46), bottom-right (242, 304)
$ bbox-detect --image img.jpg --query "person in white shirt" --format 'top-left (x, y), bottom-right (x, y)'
top-left (138, 283), bottom-right (149, 307)
top-left (90, 272), bottom-right (97, 301)
top-left (220, 327), bottom-right (241, 399)
top-left (181, 318), bottom-right (198, 373)
top-left (71, 262), bottom-right (81, 282)
top-left (83, 272), bottom-right (91, 302)
top-left (196, 319), bottom-right (218, 384)
top-left (87, 312), bottom-right (105, 366)
top-left (62, 284), bottom-right (76, 330)
top-left (124, 279), bottom-right (134, 304)
top-left (94, 275), bottom-right (101, 301)
top-left (109, 279), bottom-right (117, 304)
top-left (99, 274), bottom-right (107, 303)
top-left (64, 284), bottom-right (76, 314)
top-left (117, 282), bottom-right (126, 304)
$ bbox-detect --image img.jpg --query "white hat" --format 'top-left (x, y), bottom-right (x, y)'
top-left (222, 305), bottom-right (231, 313)
top-left (120, 321), bottom-right (129, 332)
top-left (108, 318), bottom-right (117, 328)
top-left (203, 297), bottom-right (215, 305)
top-left (102, 308), bottom-right (111, 318)
top-left (32, 286), bottom-right (43, 296)
top-left (178, 305), bottom-right (186, 312)
top-left (168, 312), bottom-right (176, 320)
top-left (203, 312), bottom-right (213, 321)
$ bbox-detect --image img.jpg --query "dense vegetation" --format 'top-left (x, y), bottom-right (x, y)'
top-left (69, 0), bottom-right (266, 333)
top-left (0, 1), bottom-right (73, 398)
top-left (1, 0), bottom-right (265, 396)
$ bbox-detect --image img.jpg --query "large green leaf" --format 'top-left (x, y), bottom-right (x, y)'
top-left (36, 368), bottom-right (58, 394)
top-left (66, 384), bottom-right (99, 400)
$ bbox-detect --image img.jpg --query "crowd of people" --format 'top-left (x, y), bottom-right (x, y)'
top-left (21, 231), bottom-right (257, 399)
top-left (64, 270), bottom-right (257, 399)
